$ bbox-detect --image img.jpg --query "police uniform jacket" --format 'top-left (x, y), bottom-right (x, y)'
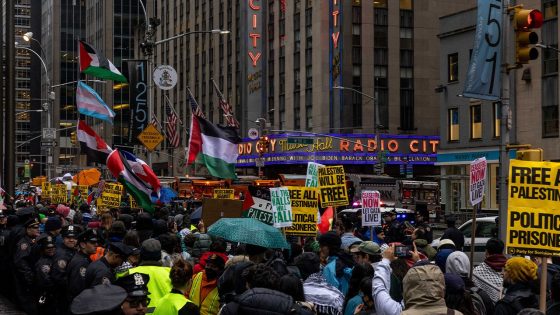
top-left (14, 235), bottom-right (35, 286)
top-left (84, 256), bottom-right (114, 288)
top-left (35, 255), bottom-right (55, 292)
top-left (51, 243), bottom-right (76, 286)
top-left (67, 250), bottom-right (91, 300)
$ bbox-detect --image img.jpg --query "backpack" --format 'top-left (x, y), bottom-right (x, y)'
top-left (469, 286), bottom-right (487, 315)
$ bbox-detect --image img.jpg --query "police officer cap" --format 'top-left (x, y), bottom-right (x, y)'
top-left (383, 209), bottom-right (398, 217)
top-left (61, 224), bottom-right (81, 238)
top-left (108, 241), bottom-right (133, 257)
top-left (115, 272), bottom-right (150, 297)
top-left (36, 234), bottom-right (56, 249)
top-left (17, 206), bottom-right (35, 217)
top-left (77, 229), bottom-right (98, 243)
top-left (24, 217), bottom-right (40, 228)
top-left (70, 284), bottom-right (127, 314)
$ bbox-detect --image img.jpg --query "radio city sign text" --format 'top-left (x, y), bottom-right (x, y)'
top-left (248, 0), bottom-right (261, 67)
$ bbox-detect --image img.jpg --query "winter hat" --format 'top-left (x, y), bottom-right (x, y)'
top-left (505, 257), bottom-right (538, 283)
top-left (140, 238), bottom-right (162, 262)
top-left (445, 251), bottom-right (470, 278)
top-left (437, 239), bottom-right (456, 250)
top-left (44, 216), bottom-right (62, 232)
top-left (56, 204), bottom-right (70, 218)
top-left (444, 273), bottom-right (465, 294)
top-left (317, 231), bottom-right (342, 249)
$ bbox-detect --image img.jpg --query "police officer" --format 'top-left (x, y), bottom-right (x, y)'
top-left (35, 235), bottom-right (57, 315)
top-left (67, 229), bottom-right (98, 302)
top-left (382, 209), bottom-right (405, 243)
top-left (115, 273), bottom-right (151, 315)
top-left (51, 224), bottom-right (80, 314)
top-left (414, 210), bottom-right (433, 243)
top-left (84, 242), bottom-right (132, 288)
top-left (14, 217), bottom-right (41, 315)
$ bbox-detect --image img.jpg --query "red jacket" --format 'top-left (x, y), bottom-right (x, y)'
top-left (193, 251), bottom-right (228, 274)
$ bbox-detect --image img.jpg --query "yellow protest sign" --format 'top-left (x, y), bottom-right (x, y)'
top-left (76, 185), bottom-right (89, 197)
top-left (213, 189), bottom-right (235, 199)
top-left (100, 182), bottom-right (123, 209)
top-left (51, 184), bottom-right (68, 204)
top-left (41, 182), bottom-right (51, 199)
top-left (317, 165), bottom-right (349, 207)
top-left (285, 187), bottom-right (318, 236)
top-left (138, 124), bottom-right (164, 151)
top-left (507, 159), bottom-right (560, 256)
top-left (129, 195), bottom-right (141, 209)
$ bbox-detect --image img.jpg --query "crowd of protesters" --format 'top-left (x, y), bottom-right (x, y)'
top-left (0, 194), bottom-right (559, 315)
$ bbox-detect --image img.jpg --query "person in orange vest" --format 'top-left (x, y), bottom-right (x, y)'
top-left (189, 254), bottom-right (225, 315)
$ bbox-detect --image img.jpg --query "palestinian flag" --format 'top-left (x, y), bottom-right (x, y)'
top-left (106, 149), bottom-right (154, 212)
top-left (187, 116), bottom-right (241, 179)
top-left (77, 120), bottom-right (112, 164)
top-left (79, 40), bottom-right (128, 83)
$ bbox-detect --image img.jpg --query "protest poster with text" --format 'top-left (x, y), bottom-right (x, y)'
top-left (470, 157), bottom-right (487, 206)
top-left (100, 182), bottom-right (123, 209)
top-left (285, 186), bottom-right (319, 236)
top-left (41, 182), bottom-right (51, 199)
top-left (213, 189), bottom-right (235, 199)
top-left (318, 165), bottom-right (349, 207)
top-left (507, 159), bottom-right (560, 256)
top-left (270, 187), bottom-right (293, 228)
top-left (51, 184), bottom-right (68, 204)
top-left (242, 186), bottom-right (274, 225)
top-left (362, 190), bottom-right (381, 226)
top-left (305, 162), bottom-right (324, 187)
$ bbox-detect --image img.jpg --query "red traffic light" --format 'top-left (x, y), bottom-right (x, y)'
top-left (516, 9), bottom-right (543, 30)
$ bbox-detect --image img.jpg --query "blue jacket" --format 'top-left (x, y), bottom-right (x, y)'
top-left (323, 256), bottom-right (353, 296)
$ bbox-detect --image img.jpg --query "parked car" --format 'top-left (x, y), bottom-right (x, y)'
top-left (431, 216), bottom-right (498, 265)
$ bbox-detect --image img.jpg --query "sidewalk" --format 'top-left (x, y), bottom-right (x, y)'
top-left (0, 295), bottom-right (24, 315)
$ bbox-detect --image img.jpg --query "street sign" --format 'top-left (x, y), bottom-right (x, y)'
top-left (255, 157), bottom-right (265, 167)
top-left (42, 128), bottom-right (56, 140)
top-left (153, 65), bottom-right (178, 90)
top-left (137, 124), bottom-right (164, 151)
top-left (287, 137), bottom-right (313, 145)
top-left (41, 140), bottom-right (56, 147)
top-left (248, 128), bottom-right (259, 140)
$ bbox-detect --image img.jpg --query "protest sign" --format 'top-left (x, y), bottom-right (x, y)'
top-left (242, 186), bottom-right (274, 225)
top-left (129, 195), bottom-right (140, 209)
top-left (202, 199), bottom-right (244, 226)
top-left (362, 190), bottom-right (381, 227)
top-left (507, 159), bottom-right (560, 256)
top-left (285, 186), bottom-right (319, 236)
top-left (100, 182), bottom-right (123, 209)
top-left (213, 188), bottom-right (235, 199)
top-left (470, 157), bottom-right (487, 206)
top-left (41, 182), bottom-right (51, 199)
top-left (305, 162), bottom-right (324, 187)
top-left (318, 165), bottom-right (349, 207)
top-left (51, 184), bottom-right (68, 204)
top-left (270, 187), bottom-right (293, 228)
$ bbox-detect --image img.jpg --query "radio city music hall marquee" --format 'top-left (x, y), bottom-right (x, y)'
top-left (236, 134), bottom-right (440, 167)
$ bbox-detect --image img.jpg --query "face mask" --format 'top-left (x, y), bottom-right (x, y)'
top-left (205, 268), bottom-right (218, 280)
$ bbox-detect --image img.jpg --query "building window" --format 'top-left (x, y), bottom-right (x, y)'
top-left (470, 105), bottom-right (482, 140)
top-left (448, 108), bottom-right (459, 141)
top-left (493, 102), bottom-right (501, 138)
top-left (448, 53), bottom-right (459, 82)
top-left (543, 76), bottom-right (559, 137)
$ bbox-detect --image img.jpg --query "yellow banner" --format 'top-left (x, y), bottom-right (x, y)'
top-left (285, 187), bottom-right (318, 236)
top-left (51, 184), bottom-right (68, 204)
top-left (213, 189), bottom-right (235, 199)
top-left (41, 182), bottom-right (51, 198)
top-left (317, 165), bottom-right (349, 207)
top-left (76, 185), bottom-right (89, 197)
top-left (129, 195), bottom-right (140, 209)
top-left (100, 182), bottom-right (123, 209)
top-left (507, 159), bottom-right (560, 256)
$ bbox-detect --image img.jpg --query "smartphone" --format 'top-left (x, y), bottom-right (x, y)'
top-left (394, 245), bottom-right (410, 258)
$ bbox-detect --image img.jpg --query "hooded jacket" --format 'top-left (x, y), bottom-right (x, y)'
top-left (413, 239), bottom-right (436, 261)
top-left (219, 287), bottom-right (314, 315)
top-left (401, 264), bottom-right (463, 315)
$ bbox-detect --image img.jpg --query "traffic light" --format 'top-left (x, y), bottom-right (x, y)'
top-left (514, 8), bottom-right (543, 65)
top-left (256, 136), bottom-right (269, 155)
top-left (516, 148), bottom-right (543, 161)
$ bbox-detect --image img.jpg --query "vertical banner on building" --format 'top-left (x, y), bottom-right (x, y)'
top-left (123, 60), bottom-right (148, 145)
top-left (329, 0), bottom-right (342, 129)
top-left (507, 160), bottom-right (560, 256)
top-left (469, 157), bottom-right (487, 206)
top-left (270, 187), bottom-right (293, 228)
top-left (362, 190), bottom-right (381, 226)
top-left (463, 0), bottom-right (502, 101)
top-left (285, 187), bottom-right (319, 236)
top-left (318, 165), bottom-right (349, 207)
top-left (305, 162), bottom-right (324, 187)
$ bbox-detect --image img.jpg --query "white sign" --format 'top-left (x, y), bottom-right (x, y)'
top-left (270, 187), bottom-right (293, 228)
top-left (305, 162), bottom-right (324, 187)
top-left (153, 65), bottom-right (178, 90)
top-left (361, 190), bottom-right (381, 226)
top-left (42, 128), bottom-right (56, 140)
top-left (248, 128), bottom-right (259, 140)
top-left (469, 157), bottom-right (487, 206)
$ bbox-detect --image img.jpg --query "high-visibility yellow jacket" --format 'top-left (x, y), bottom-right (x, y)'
top-left (189, 272), bottom-right (220, 315)
top-left (127, 265), bottom-right (172, 308)
top-left (153, 291), bottom-right (191, 315)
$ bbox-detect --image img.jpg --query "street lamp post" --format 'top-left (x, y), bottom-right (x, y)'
top-left (333, 86), bottom-right (383, 175)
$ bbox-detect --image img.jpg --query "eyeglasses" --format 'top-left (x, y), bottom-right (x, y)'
top-left (126, 297), bottom-right (150, 308)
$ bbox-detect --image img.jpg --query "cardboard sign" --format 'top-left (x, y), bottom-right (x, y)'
top-left (470, 157), bottom-right (487, 206)
top-left (270, 187), bottom-right (293, 228)
top-left (507, 159), bottom-right (560, 256)
top-left (318, 165), bottom-right (349, 207)
top-left (362, 190), bottom-right (381, 226)
top-left (202, 199), bottom-right (244, 226)
top-left (51, 184), bottom-right (68, 204)
top-left (242, 186), bottom-right (274, 225)
top-left (41, 182), bottom-right (51, 199)
top-left (305, 162), bottom-right (324, 187)
top-left (100, 182), bottom-right (123, 209)
top-left (285, 187), bottom-right (318, 236)
top-left (213, 188), bottom-right (235, 199)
